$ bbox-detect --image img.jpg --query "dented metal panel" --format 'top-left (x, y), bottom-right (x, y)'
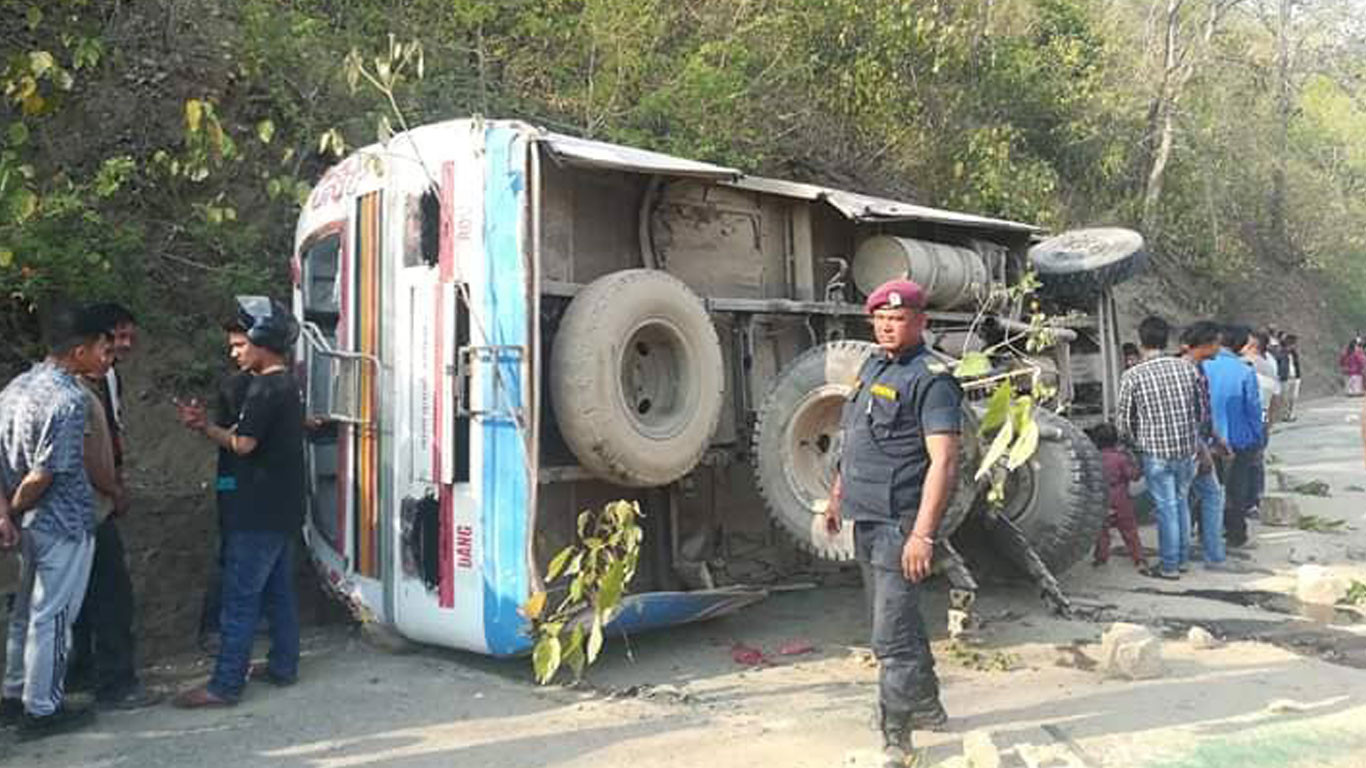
top-left (727, 176), bottom-right (1041, 233)
top-left (539, 132), bottom-right (741, 180)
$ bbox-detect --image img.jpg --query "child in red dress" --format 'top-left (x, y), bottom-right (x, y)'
top-left (1092, 423), bottom-right (1148, 569)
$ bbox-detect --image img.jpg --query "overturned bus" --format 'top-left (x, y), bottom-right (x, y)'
top-left (292, 118), bottom-right (1143, 656)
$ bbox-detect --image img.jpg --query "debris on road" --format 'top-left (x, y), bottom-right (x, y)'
top-left (1292, 479), bottom-right (1333, 497)
top-left (1053, 641), bottom-right (1099, 670)
top-left (1099, 623), bottom-right (1163, 680)
top-left (1259, 495), bottom-right (1301, 526)
top-left (1296, 564), bottom-right (1347, 606)
top-left (730, 643), bottom-right (767, 666)
top-left (946, 641), bottom-right (1019, 672)
top-left (1187, 626), bottom-right (1221, 650)
top-left (1295, 514), bottom-right (1348, 533)
top-left (963, 729), bottom-right (1002, 768)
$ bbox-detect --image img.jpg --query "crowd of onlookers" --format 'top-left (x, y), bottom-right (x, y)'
top-left (1101, 319), bottom-right (1300, 579)
top-left (1, 297), bottom-right (306, 740)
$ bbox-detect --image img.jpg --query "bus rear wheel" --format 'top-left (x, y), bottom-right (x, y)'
top-left (751, 340), bottom-right (981, 561)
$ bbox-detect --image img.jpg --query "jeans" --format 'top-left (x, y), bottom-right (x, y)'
top-left (1141, 455), bottom-right (1196, 573)
top-left (68, 518), bottom-right (139, 699)
top-left (1190, 468), bottom-right (1227, 564)
top-left (854, 522), bottom-right (940, 715)
top-left (207, 531), bottom-right (299, 700)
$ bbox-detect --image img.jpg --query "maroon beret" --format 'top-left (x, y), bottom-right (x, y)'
top-left (864, 279), bottom-right (927, 314)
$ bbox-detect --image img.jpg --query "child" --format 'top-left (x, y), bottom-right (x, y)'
top-left (1091, 423), bottom-right (1147, 569)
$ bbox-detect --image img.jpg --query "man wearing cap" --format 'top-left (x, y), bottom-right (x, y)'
top-left (172, 297), bottom-right (305, 707)
top-left (825, 279), bottom-right (962, 767)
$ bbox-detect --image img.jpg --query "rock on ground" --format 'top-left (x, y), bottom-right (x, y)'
top-left (1187, 626), bottom-right (1221, 650)
top-left (1099, 622), bottom-right (1164, 680)
top-left (962, 729), bottom-right (1001, 768)
top-left (1296, 564), bottom-right (1347, 606)
top-left (1260, 495), bottom-right (1302, 526)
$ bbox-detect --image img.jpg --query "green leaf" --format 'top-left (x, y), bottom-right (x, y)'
top-left (954, 351), bottom-right (992, 379)
top-left (975, 415), bottom-right (1013, 482)
top-left (255, 119), bottom-right (275, 144)
top-left (12, 190), bottom-right (38, 223)
top-left (562, 625), bottom-right (586, 680)
top-left (532, 635), bottom-right (562, 685)
top-left (586, 614), bottom-right (604, 664)
top-left (29, 51), bottom-right (54, 78)
top-left (26, 5), bottom-right (41, 30)
top-left (978, 383), bottom-right (1012, 435)
top-left (0, 249), bottom-right (13, 268)
top-left (546, 546), bottom-right (575, 582)
top-left (597, 557), bottom-right (629, 611)
top-left (7, 123), bottom-right (29, 147)
top-left (565, 551), bottom-right (584, 576)
top-left (1006, 415), bottom-right (1039, 471)
top-left (1010, 395), bottom-right (1035, 434)
top-left (185, 99), bottom-right (204, 134)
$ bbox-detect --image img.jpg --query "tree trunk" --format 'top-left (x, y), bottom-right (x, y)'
top-left (1269, 0), bottom-right (1293, 263)
top-left (1141, 0), bottom-right (1182, 236)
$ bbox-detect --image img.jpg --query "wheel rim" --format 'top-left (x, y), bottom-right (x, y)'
top-left (617, 317), bottom-right (695, 440)
top-left (781, 384), bottom-right (848, 512)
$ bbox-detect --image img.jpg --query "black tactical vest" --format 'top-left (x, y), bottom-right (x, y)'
top-left (839, 345), bottom-right (961, 527)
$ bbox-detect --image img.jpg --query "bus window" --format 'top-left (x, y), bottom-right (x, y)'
top-left (300, 231), bottom-right (342, 551)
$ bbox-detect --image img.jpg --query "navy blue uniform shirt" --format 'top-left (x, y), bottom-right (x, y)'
top-left (839, 345), bottom-right (963, 528)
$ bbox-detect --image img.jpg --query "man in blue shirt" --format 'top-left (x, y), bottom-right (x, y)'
top-left (0, 304), bottom-right (112, 739)
top-left (1202, 324), bottom-right (1264, 548)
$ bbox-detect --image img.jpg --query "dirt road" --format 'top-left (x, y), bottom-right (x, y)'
top-left (4, 399), bottom-right (1366, 768)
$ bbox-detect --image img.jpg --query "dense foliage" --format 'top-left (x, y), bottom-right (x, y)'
top-left (3, 0), bottom-right (1366, 380)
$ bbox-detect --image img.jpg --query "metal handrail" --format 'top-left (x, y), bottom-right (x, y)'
top-left (301, 320), bottom-right (381, 426)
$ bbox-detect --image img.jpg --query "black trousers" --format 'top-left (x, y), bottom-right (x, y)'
top-left (1220, 450), bottom-right (1259, 546)
top-left (68, 518), bottom-right (139, 699)
top-left (854, 521), bottom-right (941, 715)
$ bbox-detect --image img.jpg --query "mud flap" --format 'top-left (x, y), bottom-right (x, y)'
top-left (605, 587), bottom-right (769, 636)
top-left (982, 513), bottom-right (1073, 616)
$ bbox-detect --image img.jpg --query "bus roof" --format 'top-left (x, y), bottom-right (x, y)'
top-left (538, 130), bottom-right (1041, 235)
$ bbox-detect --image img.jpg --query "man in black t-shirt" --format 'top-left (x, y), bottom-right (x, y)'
top-left (173, 297), bottom-right (303, 708)
top-left (197, 371), bottom-right (253, 647)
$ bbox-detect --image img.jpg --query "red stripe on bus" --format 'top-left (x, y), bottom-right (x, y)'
top-left (438, 486), bottom-right (454, 608)
top-left (437, 161), bottom-right (456, 608)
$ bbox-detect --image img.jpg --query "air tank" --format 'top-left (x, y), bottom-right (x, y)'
top-left (851, 236), bottom-right (990, 310)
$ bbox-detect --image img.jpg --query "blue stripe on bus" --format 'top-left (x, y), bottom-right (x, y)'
top-left (480, 125), bottom-right (533, 656)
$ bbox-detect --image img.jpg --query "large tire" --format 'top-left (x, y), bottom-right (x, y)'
top-left (1029, 228), bottom-right (1147, 303)
top-left (751, 341), bottom-right (981, 561)
top-left (550, 269), bottom-right (724, 487)
top-left (991, 409), bottom-right (1105, 574)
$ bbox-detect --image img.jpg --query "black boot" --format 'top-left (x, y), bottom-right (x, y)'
top-left (878, 704), bottom-right (914, 768)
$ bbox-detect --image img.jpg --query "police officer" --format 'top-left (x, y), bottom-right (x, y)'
top-left (825, 279), bottom-right (963, 767)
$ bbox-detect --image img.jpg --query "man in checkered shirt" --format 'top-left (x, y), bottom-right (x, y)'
top-left (1116, 316), bottom-right (1204, 579)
